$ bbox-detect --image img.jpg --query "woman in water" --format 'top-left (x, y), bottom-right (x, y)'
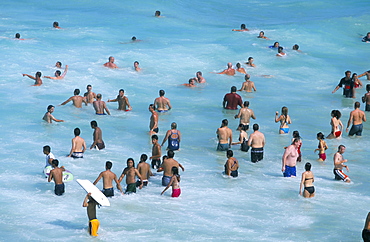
top-left (275, 106), bottom-right (292, 134)
top-left (161, 166), bottom-right (181, 197)
top-left (326, 110), bottom-right (343, 139)
top-left (299, 162), bottom-right (315, 198)
top-left (232, 124), bottom-right (249, 152)
top-left (314, 132), bottom-right (328, 161)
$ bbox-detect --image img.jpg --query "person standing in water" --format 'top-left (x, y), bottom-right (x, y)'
top-left (43, 105), bottom-right (64, 123)
top-left (161, 166), bottom-right (181, 197)
top-left (23, 71), bottom-right (42, 86)
top-left (90, 120), bottom-right (105, 150)
top-left (82, 193), bottom-right (100, 237)
top-left (149, 104), bottom-right (159, 135)
top-left (93, 94), bottom-right (110, 115)
top-left (103, 56), bottom-right (118, 69)
top-left (299, 162), bottom-right (315, 198)
top-left (232, 24), bottom-right (249, 32)
top-left (93, 161), bottom-right (123, 197)
top-left (60, 89), bottom-right (86, 108)
top-left (248, 124), bottom-right (265, 163)
top-left (44, 65), bottom-right (68, 80)
top-left (238, 74), bottom-right (257, 92)
top-left (216, 119), bottom-right (233, 151)
top-left (234, 101), bottom-right (256, 131)
top-left (232, 124), bottom-right (249, 152)
top-left (333, 145), bottom-right (351, 183)
top-left (107, 89), bottom-right (132, 111)
top-left (224, 150), bottom-right (239, 177)
top-left (275, 106), bottom-right (291, 134)
top-left (362, 84), bottom-right (370, 111)
top-left (48, 159), bottom-right (65, 196)
top-left (68, 128), bottom-right (87, 158)
top-left (327, 110), bottom-right (343, 139)
top-left (282, 138), bottom-right (300, 177)
top-left (84, 85), bottom-right (97, 104)
top-left (314, 132), bottom-right (328, 162)
top-left (154, 90), bottom-right (172, 112)
top-left (161, 122), bottom-right (181, 151)
top-left (217, 62), bottom-right (235, 76)
top-left (346, 101), bottom-right (366, 137)
top-left (118, 158), bottom-right (142, 194)
top-left (136, 154), bottom-right (153, 189)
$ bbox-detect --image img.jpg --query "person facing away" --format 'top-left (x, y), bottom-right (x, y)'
top-left (161, 122), bottom-right (181, 151)
top-left (223, 86), bottom-right (243, 110)
top-left (48, 159), bottom-right (65, 196)
top-left (136, 154), bottom-right (154, 189)
top-left (216, 119), bottom-right (232, 151)
top-left (231, 123), bottom-right (249, 152)
top-left (299, 162), bottom-right (315, 198)
top-left (93, 94), bottom-right (110, 115)
top-left (314, 132), bottom-right (328, 162)
top-left (82, 193), bottom-right (100, 237)
top-left (362, 84), bottom-right (370, 111)
top-left (43, 105), bottom-right (64, 123)
top-left (107, 89), bottom-right (132, 111)
top-left (154, 89), bottom-right (172, 112)
top-left (326, 109), bottom-right (343, 139)
top-left (60, 89), bottom-right (86, 108)
top-left (234, 101), bottom-right (256, 131)
top-left (346, 101), bottom-right (366, 136)
top-left (275, 106), bottom-right (291, 134)
top-left (68, 127), bottom-right (87, 158)
top-left (224, 150), bottom-right (239, 177)
top-left (53, 21), bottom-right (61, 29)
top-left (362, 212), bottom-right (370, 242)
top-left (93, 161), bottom-right (123, 197)
top-left (247, 123), bottom-right (265, 163)
top-left (238, 74), bottom-right (256, 92)
top-left (232, 23), bottom-right (249, 32)
top-left (161, 166), bottom-right (181, 197)
top-left (90, 120), bottom-right (105, 150)
top-left (235, 63), bottom-right (246, 74)
top-left (217, 62), bottom-right (235, 76)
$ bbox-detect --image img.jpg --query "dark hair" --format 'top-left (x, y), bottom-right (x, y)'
top-left (55, 70), bottom-right (61, 76)
top-left (292, 138), bottom-right (300, 144)
top-left (159, 90), bottom-right (165, 96)
top-left (338, 144), bottom-right (345, 151)
top-left (52, 159), bottom-right (59, 166)
top-left (74, 89), bottom-right (80, 95)
top-left (97, 93), bottom-right (102, 99)
top-left (119, 89), bottom-right (124, 93)
top-left (236, 63), bottom-right (241, 68)
top-left (152, 134), bottom-right (158, 140)
top-left (278, 46), bottom-right (284, 52)
top-left (366, 84), bottom-right (370, 92)
top-left (162, 155), bottom-right (168, 161)
top-left (74, 128), bottom-right (81, 136)
top-left (149, 104), bottom-right (154, 109)
top-left (172, 166), bottom-right (179, 176)
top-left (317, 132), bottom-right (324, 140)
top-left (231, 86), bottom-right (237, 92)
top-left (53, 21), bottom-right (59, 27)
top-left (241, 24), bottom-right (246, 29)
top-left (47, 105), bottom-right (54, 111)
top-left (127, 158), bottom-right (135, 167)
top-left (248, 57), bottom-right (253, 60)
top-left (222, 119), bottom-right (228, 126)
top-left (131, 36), bottom-right (136, 41)
top-left (305, 162), bottom-right (311, 171)
top-left (345, 70), bottom-right (351, 75)
top-left (155, 10), bottom-right (161, 16)
top-left (355, 101), bottom-right (360, 109)
top-left (197, 71), bottom-right (202, 75)
top-left (91, 120), bottom-right (97, 127)
top-left (140, 154), bottom-right (148, 162)
top-left (227, 150), bottom-right (233, 157)
top-left (106, 161), bottom-right (112, 169)
top-left (244, 101), bottom-right (249, 107)
top-left (43, 145), bottom-right (51, 153)
top-left (171, 122), bottom-right (177, 129)
top-left (282, 106), bottom-right (288, 116)
top-left (292, 130), bottom-right (300, 139)
top-left (253, 123), bottom-right (259, 131)
top-left (36, 72), bottom-right (42, 78)
top-left (15, 33), bottom-right (20, 38)
top-left (134, 61), bottom-right (139, 65)
top-left (293, 44), bottom-right (299, 50)
top-left (56, 61), bottom-right (62, 67)
top-left (167, 150), bottom-right (175, 158)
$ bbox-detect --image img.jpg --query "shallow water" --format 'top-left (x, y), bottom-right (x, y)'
top-left (0, 0), bottom-right (370, 241)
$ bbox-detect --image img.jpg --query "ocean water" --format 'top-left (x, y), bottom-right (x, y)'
top-left (0, 0), bottom-right (369, 241)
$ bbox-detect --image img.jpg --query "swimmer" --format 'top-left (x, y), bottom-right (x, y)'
top-left (118, 158), bottom-right (142, 194)
top-left (216, 119), bottom-right (232, 151)
top-left (84, 85), bottom-right (97, 104)
top-left (107, 89), bottom-right (132, 111)
top-left (235, 63), bottom-right (246, 74)
top-left (257, 31), bottom-right (269, 40)
top-left (43, 105), bottom-right (64, 123)
top-left (161, 122), bottom-right (181, 151)
top-left (238, 74), bottom-right (256, 92)
top-left (282, 138), bottom-right (300, 177)
top-left (155, 10), bottom-right (164, 17)
top-left (333, 145), bottom-right (351, 183)
top-left (327, 110), bottom-right (343, 139)
top-left (149, 104), bottom-right (159, 135)
top-left (154, 90), bottom-right (172, 112)
top-left (90, 120), bottom-right (105, 150)
top-left (247, 124), bottom-right (265, 163)
top-left (136, 154), bottom-right (154, 189)
top-left (224, 150), bottom-right (239, 177)
top-left (346, 101), bottom-right (366, 137)
top-left (134, 61), bottom-right (141, 71)
top-left (232, 24), bottom-right (249, 32)
top-left (234, 101), bottom-right (256, 131)
top-left (103, 56), bottom-right (118, 69)
top-left (53, 21), bottom-right (61, 29)
top-left (68, 128), bottom-right (87, 158)
top-left (14, 33), bottom-right (30, 40)
top-left (299, 162), bottom-right (315, 198)
top-left (217, 62), bottom-right (235, 76)
top-left (276, 46), bottom-right (286, 57)
top-left (158, 150), bottom-right (184, 187)
top-left (60, 89), bottom-right (86, 108)
top-left (150, 135), bottom-right (162, 169)
top-left (245, 57), bottom-right (256, 67)
top-left (182, 78), bottom-right (197, 87)
top-left (292, 44), bottom-right (301, 52)
top-left (93, 94), bottom-right (110, 115)
top-left (93, 161), bottom-right (123, 197)
top-left (314, 132), bottom-right (328, 161)
top-left (23, 71), bottom-right (42, 86)
top-left (275, 106), bottom-right (291, 134)
top-left (55, 61), bottom-right (62, 68)
top-left (48, 159), bottom-right (65, 196)
top-left (44, 65), bottom-right (68, 80)
top-left (161, 166), bottom-right (181, 197)
top-left (362, 84), bottom-right (370, 111)
top-left (82, 193), bottom-right (100, 237)
top-left (195, 71), bottom-right (206, 83)
top-left (231, 124), bottom-right (249, 152)
top-left (223, 86), bottom-right (243, 109)
top-left (269, 42), bottom-right (280, 48)
top-left (362, 32), bottom-right (370, 42)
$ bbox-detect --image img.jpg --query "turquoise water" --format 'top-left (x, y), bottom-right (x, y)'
top-left (0, 0), bottom-right (369, 241)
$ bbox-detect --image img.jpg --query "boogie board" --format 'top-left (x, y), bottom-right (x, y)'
top-left (76, 179), bottom-right (110, 207)
top-left (43, 165), bottom-right (74, 182)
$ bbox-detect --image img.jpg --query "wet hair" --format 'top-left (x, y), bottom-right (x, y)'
top-left (43, 145), bottom-right (51, 153)
top-left (293, 130), bottom-right (300, 139)
top-left (227, 150), bottom-right (233, 157)
top-left (171, 122), bottom-right (177, 129)
top-left (172, 166), bottom-right (179, 177)
top-left (162, 155), bottom-right (168, 161)
top-left (366, 84), bottom-right (370, 92)
top-left (231, 86), bottom-right (237, 92)
top-left (53, 22), bottom-right (59, 27)
top-left (244, 101), bottom-right (249, 107)
top-left (140, 154), bottom-right (148, 162)
top-left (47, 105), bottom-right (54, 111)
top-left (15, 33), bottom-right (21, 38)
top-left (55, 70), bottom-right (61, 76)
top-left (282, 106), bottom-right (288, 116)
top-left (338, 144), bottom-right (345, 151)
top-left (149, 104), bottom-right (154, 109)
top-left (131, 36), bottom-right (137, 41)
top-left (52, 159), bottom-right (59, 166)
top-left (260, 31), bottom-right (264, 35)
top-left (119, 89), bottom-right (124, 93)
top-left (159, 90), bottom-right (165, 96)
top-left (197, 71), bottom-right (202, 76)
top-left (248, 57), bottom-right (253, 61)
top-left (127, 158), bottom-right (135, 167)
top-left (317, 132), bottom-right (324, 140)
top-left (273, 42), bottom-right (279, 47)
top-left (167, 150), bottom-right (175, 158)
top-left (355, 101), bottom-right (360, 109)
top-left (97, 93), bottom-right (102, 99)
top-left (241, 24), bottom-right (246, 29)
top-left (87, 84), bottom-right (92, 88)
top-left (236, 63), bottom-right (241, 68)
top-left (74, 127), bottom-right (81, 136)
top-left (134, 61), bottom-right (139, 65)
top-left (245, 74), bottom-right (250, 80)
top-left (222, 119), bottom-right (228, 126)
top-left (188, 78), bottom-right (194, 84)
top-left (293, 44), bottom-right (299, 50)
top-left (278, 46), bottom-right (284, 52)
top-left (36, 72), bottom-right (42, 78)
top-left (155, 11), bottom-right (161, 16)
top-left (305, 162), bottom-right (311, 171)
top-left (91, 120), bottom-right (97, 127)
top-left (333, 110), bottom-right (341, 119)
top-left (152, 134), bottom-right (158, 140)
top-left (74, 89), bottom-right (80, 95)
top-left (345, 70), bottom-right (351, 75)
top-left (106, 161), bottom-right (112, 169)
top-left (253, 123), bottom-right (259, 131)
top-left (56, 61), bottom-right (62, 67)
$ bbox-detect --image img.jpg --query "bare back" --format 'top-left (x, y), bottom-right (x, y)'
top-left (248, 130), bottom-right (265, 148)
top-left (217, 126), bottom-right (232, 144)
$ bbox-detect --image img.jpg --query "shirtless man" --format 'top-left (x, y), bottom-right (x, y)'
top-left (90, 120), bottom-right (105, 150)
top-left (217, 63), bottom-right (235, 76)
top-left (23, 72), bottom-right (42, 86)
top-left (282, 139), bottom-right (300, 177)
top-left (48, 159), bottom-right (65, 196)
top-left (234, 101), bottom-right (256, 131)
top-left (333, 145), bottom-right (351, 183)
top-left (93, 94), bottom-right (110, 115)
top-left (157, 150), bottom-right (184, 186)
top-left (149, 104), bottom-right (159, 135)
top-left (216, 119), bottom-right (232, 151)
top-left (224, 150), bottom-right (239, 177)
top-left (238, 74), bottom-right (256, 92)
top-left (235, 63), bottom-right (246, 74)
top-left (245, 57), bottom-right (256, 67)
top-left (53, 21), bottom-right (61, 29)
top-left (68, 128), bottom-right (87, 158)
top-left (257, 31), bottom-right (269, 40)
top-left (154, 90), bottom-right (172, 112)
top-left (223, 86), bottom-right (243, 109)
top-left (55, 61), bottom-right (62, 68)
top-left (93, 161), bottom-right (123, 197)
top-left (44, 65), bottom-right (68, 80)
top-left (362, 84), bottom-right (370, 111)
top-left (136, 154), bottom-right (154, 188)
top-left (82, 193), bottom-right (99, 237)
top-left (84, 85), bottom-right (97, 104)
top-left (358, 70), bottom-right (370, 80)
top-left (107, 89), bottom-right (132, 111)
top-left (346, 101), bottom-right (366, 136)
top-left (182, 78), bottom-right (196, 87)
top-left (276, 47), bottom-right (286, 57)
top-left (150, 135), bottom-right (162, 169)
top-left (118, 158), bottom-right (142, 194)
top-left (247, 124), bottom-right (265, 163)
top-left (43, 105), bottom-right (64, 123)
top-left (60, 89), bottom-right (86, 108)
top-left (134, 61), bottom-right (141, 71)
top-left (195, 71), bottom-right (206, 83)
top-left (103, 56), bottom-right (118, 69)
top-left (161, 122), bottom-right (181, 151)
top-left (232, 24), bottom-right (249, 32)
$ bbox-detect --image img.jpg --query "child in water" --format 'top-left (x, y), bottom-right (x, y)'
top-left (161, 166), bottom-right (181, 197)
top-left (314, 132), bottom-right (328, 161)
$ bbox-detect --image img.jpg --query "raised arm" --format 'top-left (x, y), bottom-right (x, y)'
top-left (22, 74), bottom-right (36, 80)
top-left (61, 65), bottom-right (68, 78)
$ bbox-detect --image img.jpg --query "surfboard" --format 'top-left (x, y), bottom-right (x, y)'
top-left (76, 179), bottom-right (110, 207)
top-left (43, 165), bottom-right (74, 182)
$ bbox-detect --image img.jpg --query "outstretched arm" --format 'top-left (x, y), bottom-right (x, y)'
top-left (22, 74), bottom-right (35, 80)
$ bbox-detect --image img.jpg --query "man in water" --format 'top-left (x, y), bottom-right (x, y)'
top-left (149, 104), bottom-right (159, 135)
top-left (346, 101), bottom-right (366, 136)
top-left (362, 212), bottom-right (370, 241)
top-left (217, 63), bottom-right (235, 76)
top-left (150, 135), bottom-right (162, 169)
top-left (93, 161), bottom-right (123, 197)
top-left (154, 90), bottom-right (172, 112)
top-left (84, 85), bottom-right (97, 104)
top-left (195, 71), bottom-right (206, 83)
top-left (48, 159), bottom-right (65, 196)
top-left (276, 47), bottom-right (286, 57)
top-left (223, 86), bottom-right (243, 109)
top-left (358, 70), bottom-right (370, 80)
top-left (43, 145), bottom-right (55, 167)
top-left (82, 193), bottom-right (99, 236)
top-left (362, 84), bottom-right (370, 111)
top-left (333, 145), bottom-right (351, 183)
top-left (224, 150), bottom-right (239, 177)
top-left (107, 89), bottom-right (132, 111)
top-left (136, 154), bottom-right (154, 189)
top-left (103, 56), bottom-right (118, 68)
top-left (182, 78), bottom-right (196, 87)
top-left (60, 89), bottom-right (86, 108)
top-left (238, 74), bottom-right (256, 92)
top-left (234, 101), bottom-right (256, 131)
top-left (134, 61), bottom-right (141, 71)
top-left (247, 123), bottom-right (265, 163)
top-left (245, 57), bottom-right (256, 67)
top-left (362, 32), bottom-right (370, 42)
top-left (23, 72), bottom-right (42, 86)
top-left (118, 158), bottom-right (142, 194)
top-left (332, 70), bottom-right (354, 98)
top-left (55, 61), bottom-right (62, 68)
top-left (216, 119), bottom-right (232, 151)
top-left (90, 120), bottom-right (105, 150)
top-left (155, 10), bottom-right (161, 17)
top-left (53, 21), bottom-right (61, 29)
top-left (235, 63), bottom-right (246, 74)
top-left (161, 122), bottom-right (181, 151)
top-left (157, 150), bottom-right (184, 186)
top-left (43, 105), bottom-right (64, 123)
top-left (281, 138), bottom-right (300, 177)
top-left (232, 24), bottom-right (249, 32)
top-left (68, 128), bottom-right (87, 158)
top-left (257, 31), bottom-right (269, 40)
top-left (44, 65), bottom-right (68, 80)
top-left (93, 94), bottom-right (110, 115)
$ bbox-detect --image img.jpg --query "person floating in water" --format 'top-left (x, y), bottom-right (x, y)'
top-left (103, 56), bottom-right (118, 69)
top-left (299, 162), bottom-right (315, 198)
top-left (154, 10), bottom-right (162, 17)
top-left (43, 105), bottom-right (64, 123)
top-left (44, 65), bottom-right (68, 80)
top-left (276, 46), bottom-right (286, 57)
top-left (53, 21), bottom-right (61, 29)
top-left (90, 120), bottom-right (105, 150)
top-left (232, 24), bottom-right (249, 32)
top-left (257, 31), bottom-right (269, 39)
top-left (60, 89), bottom-right (86, 108)
top-left (23, 71), bottom-right (42, 86)
top-left (161, 166), bottom-right (181, 197)
top-left (245, 57), bottom-right (256, 67)
top-left (82, 193), bottom-right (99, 236)
top-left (235, 63), bottom-right (246, 74)
top-left (224, 150), bottom-right (239, 177)
top-left (134, 61), bottom-right (141, 71)
top-left (269, 42), bottom-right (280, 49)
top-left (333, 145), bottom-right (351, 183)
top-left (182, 78), bottom-right (196, 87)
top-left (292, 44), bottom-right (301, 52)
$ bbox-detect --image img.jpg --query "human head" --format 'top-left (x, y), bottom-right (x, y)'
top-left (159, 90), bottom-right (165, 96)
top-left (352, 73), bottom-right (357, 78)
top-left (134, 61), bottom-right (139, 67)
top-left (292, 44), bottom-right (299, 50)
top-left (127, 158), bottom-right (135, 167)
top-left (248, 57), bottom-right (253, 62)
top-left (355, 101), bottom-right (360, 109)
top-left (53, 22), bottom-right (59, 28)
top-left (273, 42), bottom-right (279, 47)
top-left (241, 24), bottom-right (246, 29)
top-left (56, 61), bottom-right (62, 68)
top-left (149, 104), bottom-right (154, 111)
top-left (74, 127), bottom-right (81, 136)
top-left (140, 154), bottom-right (148, 162)
top-left (227, 62), bottom-right (232, 68)
top-left (292, 138), bottom-right (300, 145)
top-left (367, 32), bottom-right (370, 37)
top-left (305, 162), bottom-right (311, 171)
top-left (366, 84), bottom-right (370, 92)
top-left (36, 72), bottom-right (42, 78)
top-left (119, 89), bottom-right (124, 95)
top-left (278, 46), bottom-right (284, 53)
top-left (162, 155), bottom-right (168, 162)
top-left (231, 86), bottom-right (237, 92)
top-left (96, 93), bottom-right (102, 99)
top-left (108, 56), bottom-right (114, 63)
top-left (52, 159), bottom-right (59, 167)
top-left (74, 89), bottom-right (80, 95)
top-left (167, 150), bottom-right (175, 158)
top-left (292, 130), bottom-right (300, 138)
top-left (338, 145), bottom-right (345, 153)
top-left (55, 70), bottom-right (61, 76)
top-left (172, 166), bottom-right (179, 176)
top-left (86, 84), bottom-right (92, 91)
top-left (282, 106), bottom-right (288, 116)
top-left (244, 74), bottom-right (250, 80)
top-left (345, 70), bottom-right (351, 77)
top-left (151, 134), bottom-right (158, 142)
top-left (196, 71), bottom-right (202, 77)
top-left (131, 36), bottom-right (137, 41)
top-left (171, 122), bottom-right (177, 129)
top-left (155, 11), bottom-right (161, 16)
top-left (106, 161), bottom-right (112, 170)
top-left (317, 132), bottom-right (324, 140)
top-left (222, 119), bottom-right (228, 127)
top-left (47, 105), bottom-right (55, 112)
top-left (334, 110), bottom-right (341, 119)
top-left (90, 120), bottom-right (97, 128)
top-left (236, 63), bottom-right (241, 68)
top-left (188, 78), bottom-right (195, 85)
top-left (253, 123), bottom-right (259, 131)
top-left (259, 31), bottom-right (264, 37)
top-left (244, 101), bottom-right (250, 107)
top-left (15, 33), bottom-right (20, 39)
top-left (43, 145), bottom-right (51, 154)
top-left (227, 149), bottom-right (233, 158)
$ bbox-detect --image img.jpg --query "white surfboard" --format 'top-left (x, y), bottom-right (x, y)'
top-left (76, 179), bottom-right (110, 207)
top-left (43, 166), bottom-right (74, 182)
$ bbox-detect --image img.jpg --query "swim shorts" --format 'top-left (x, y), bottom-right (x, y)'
top-left (54, 183), bottom-right (65, 196)
top-left (366, 104), bottom-right (370, 112)
top-left (71, 152), bottom-right (83, 158)
top-left (280, 128), bottom-right (289, 133)
top-left (172, 188), bottom-right (181, 197)
top-left (162, 175), bottom-right (172, 186)
top-left (136, 179), bottom-right (148, 187)
top-left (304, 186), bottom-right (315, 194)
top-left (333, 169), bottom-right (349, 181)
top-left (242, 124), bottom-right (249, 131)
top-left (89, 219), bottom-right (100, 236)
top-left (217, 143), bottom-right (229, 151)
top-left (319, 153), bottom-right (326, 161)
top-left (349, 123), bottom-right (363, 136)
top-left (230, 170), bottom-right (238, 177)
top-left (96, 142), bottom-right (105, 150)
top-left (157, 110), bottom-right (168, 113)
top-left (125, 183), bottom-right (136, 194)
top-left (283, 165), bottom-right (296, 177)
top-left (95, 113), bottom-right (106, 115)
top-left (153, 127), bottom-right (159, 133)
top-left (151, 159), bottom-right (161, 169)
top-left (102, 187), bottom-right (114, 197)
top-left (251, 147), bottom-right (264, 163)
top-left (362, 228), bottom-right (370, 242)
